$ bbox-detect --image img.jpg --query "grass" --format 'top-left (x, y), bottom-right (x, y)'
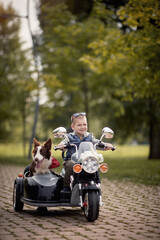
top-left (0, 143), bottom-right (160, 186)
top-left (101, 145), bottom-right (160, 186)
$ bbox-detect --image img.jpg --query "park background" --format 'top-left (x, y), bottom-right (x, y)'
top-left (0, 0), bottom-right (160, 185)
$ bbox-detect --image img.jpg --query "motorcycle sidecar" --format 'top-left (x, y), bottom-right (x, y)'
top-left (13, 172), bottom-right (73, 212)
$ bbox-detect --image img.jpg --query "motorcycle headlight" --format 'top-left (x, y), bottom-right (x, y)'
top-left (82, 157), bottom-right (99, 173)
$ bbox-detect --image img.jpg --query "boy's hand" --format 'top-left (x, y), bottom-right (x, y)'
top-left (57, 144), bottom-right (66, 151)
top-left (104, 143), bottom-right (114, 150)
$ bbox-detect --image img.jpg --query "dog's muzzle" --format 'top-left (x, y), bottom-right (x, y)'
top-left (35, 158), bottom-right (44, 169)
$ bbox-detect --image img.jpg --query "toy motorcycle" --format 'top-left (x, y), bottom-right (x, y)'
top-left (13, 127), bottom-right (116, 222)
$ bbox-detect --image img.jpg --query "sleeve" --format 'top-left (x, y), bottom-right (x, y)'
top-left (91, 134), bottom-right (99, 145)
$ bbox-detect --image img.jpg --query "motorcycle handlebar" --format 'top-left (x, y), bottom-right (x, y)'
top-left (54, 143), bottom-right (116, 151)
top-left (97, 142), bottom-right (116, 151)
top-left (111, 146), bottom-right (116, 151)
top-left (53, 146), bottom-right (60, 151)
top-left (53, 144), bottom-right (71, 151)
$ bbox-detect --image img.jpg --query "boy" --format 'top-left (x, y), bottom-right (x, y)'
top-left (58, 112), bottom-right (113, 191)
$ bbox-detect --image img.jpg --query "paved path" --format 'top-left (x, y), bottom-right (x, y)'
top-left (0, 165), bottom-right (160, 240)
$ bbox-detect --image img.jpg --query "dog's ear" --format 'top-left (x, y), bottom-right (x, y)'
top-left (33, 138), bottom-right (40, 148)
top-left (44, 138), bottom-right (52, 150)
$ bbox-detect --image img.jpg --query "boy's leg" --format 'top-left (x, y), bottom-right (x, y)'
top-left (64, 160), bottom-right (75, 187)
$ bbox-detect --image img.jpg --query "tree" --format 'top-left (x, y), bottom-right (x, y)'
top-left (36, 0), bottom-right (160, 159)
top-left (118, 0), bottom-right (160, 159)
top-left (0, 3), bottom-right (34, 154)
top-left (36, 0), bottom-right (122, 133)
top-left (81, 0), bottom-right (160, 158)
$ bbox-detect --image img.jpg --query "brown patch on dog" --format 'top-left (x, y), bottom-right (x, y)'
top-left (29, 161), bottom-right (36, 176)
top-left (41, 138), bottom-right (52, 159)
top-left (44, 138), bottom-right (52, 150)
top-left (32, 138), bottom-right (41, 156)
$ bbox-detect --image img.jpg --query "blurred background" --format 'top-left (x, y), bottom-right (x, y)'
top-left (0, 0), bottom-right (160, 184)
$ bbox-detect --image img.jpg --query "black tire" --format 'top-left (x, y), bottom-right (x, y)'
top-left (13, 180), bottom-right (24, 212)
top-left (37, 207), bottom-right (48, 216)
top-left (83, 191), bottom-right (99, 222)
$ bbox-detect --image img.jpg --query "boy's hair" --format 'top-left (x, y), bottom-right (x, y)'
top-left (71, 114), bottom-right (87, 124)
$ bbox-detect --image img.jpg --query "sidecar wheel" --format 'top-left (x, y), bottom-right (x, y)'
top-left (83, 191), bottom-right (99, 222)
top-left (13, 180), bottom-right (24, 212)
top-left (37, 207), bottom-right (48, 216)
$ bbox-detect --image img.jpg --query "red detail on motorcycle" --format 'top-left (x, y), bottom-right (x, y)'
top-left (99, 163), bottom-right (108, 173)
top-left (83, 202), bottom-right (87, 207)
top-left (18, 173), bottom-right (23, 178)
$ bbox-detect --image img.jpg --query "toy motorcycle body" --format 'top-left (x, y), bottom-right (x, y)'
top-left (13, 127), bottom-right (116, 222)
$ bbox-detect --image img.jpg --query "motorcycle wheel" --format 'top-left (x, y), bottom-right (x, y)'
top-left (83, 191), bottom-right (99, 222)
top-left (13, 181), bottom-right (24, 212)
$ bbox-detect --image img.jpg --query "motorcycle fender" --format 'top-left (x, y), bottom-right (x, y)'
top-left (70, 184), bottom-right (80, 206)
top-left (84, 184), bottom-right (100, 193)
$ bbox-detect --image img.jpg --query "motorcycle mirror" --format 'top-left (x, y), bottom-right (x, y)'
top-left (100, 127), bottom-right (114, 141)
top-left (53, 127), bottom-right (67, 138)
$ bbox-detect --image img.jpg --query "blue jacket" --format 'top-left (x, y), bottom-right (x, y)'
top-left (64, 132), bottom-right (93, 160)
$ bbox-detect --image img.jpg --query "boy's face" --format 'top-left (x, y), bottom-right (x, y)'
top-left (71, 116), bottom-right (88, 138)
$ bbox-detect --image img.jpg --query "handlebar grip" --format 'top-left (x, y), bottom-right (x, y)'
top-left (64, 143), bottom-right (71, 149)
top-left (112, 146), bottom-right (116, 151)
top-left (97, 142), bottom-right (105, 148)
top-left (53, 146), bottom-right (59, 151)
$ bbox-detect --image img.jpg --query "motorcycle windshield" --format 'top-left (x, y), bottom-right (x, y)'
top-left (71, 142), bottom-right (94, 162)
top-left (78, 142), bottom-right (94, 157)
top-left (71, 142), bottom-right (104, 163)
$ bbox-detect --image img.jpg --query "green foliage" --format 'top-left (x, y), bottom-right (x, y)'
top-left (37, 1), bottom-right (124, 133)
top-left (0, 3), bottom-right (35, 143)
top-left (79, 0), bottom-right (160, 157)
top-left (114, 0), bottom-right (160, 101)
top-left (118, 0), bottom-right (160, 29)
top-left (82, 11), bottom-right (160, 102)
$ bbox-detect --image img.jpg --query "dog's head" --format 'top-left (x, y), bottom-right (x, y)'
top-left (32, 138), bottom-right (52, 171)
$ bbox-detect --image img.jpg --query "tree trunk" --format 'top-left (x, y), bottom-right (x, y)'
top-left (22, 107), bottom-right (26, 158)
top-left (81, 68), bottom-right (90, 128)
top-left (28, 96), bottom-right (39, 159)
top-left (82, 76), bottom-right (89, 129)
top-left (148, 101), bottom-right (160, 159)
